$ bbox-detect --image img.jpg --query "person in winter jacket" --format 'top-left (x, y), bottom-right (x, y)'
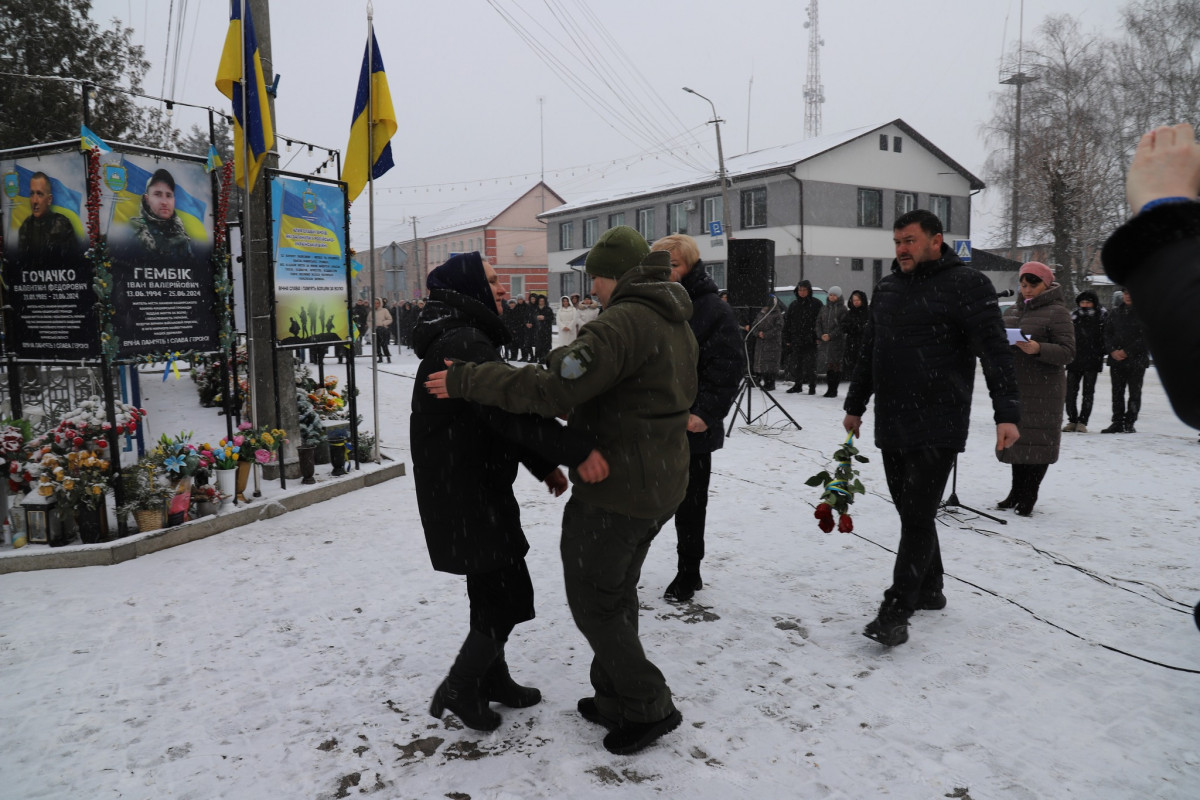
top-left (513, 296), bottom-right (534, 361)
top-left (815, 286), bottom-right (848, 397)
top-left (1101, 290), bottom-right (1150, 433)
top-left (501, 299), bottom-right (522, 360)
top-left (578, 295), bottom-right (600, 325)
top-left (531, 295), bottom-right (556, 362)
top-left (995, 262), bottom-right (1076, 516)
top-left (746, 299), bottom-right (784, 390)
top-left (783, 281), bottom-right (823, 393)
top-left (370, 298), bottom-right (393, 362)
top-left (841, 290), bottom-right (870, 382)
top-left (1099, 121), bottom-right (1200, 630)
top-left (411, 252), bottom-right (607, 733)
top-left (127, 168), bottom-right (194, 260)
top-left (843, 210), bottom-right (1020, 647)
top-left (652, 234), bottom-right (742, 603)
top-left (558, 295), bottom-right (582, 346)
top-left (425, 226), bottom-right (697, 755)
top-left (1062, 291), bottom-right (1107, 432)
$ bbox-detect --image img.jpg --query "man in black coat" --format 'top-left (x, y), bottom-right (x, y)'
top-left (783, 280), bottom-right (823, 393)
top-left (652, 235), bottom-right (743, 603)
top-left (1062, 291), bottom-right (1107, 433)
top-left (843, 210), bottom-right (1020, 647)
top-left (411, 252), bottom-right (608, 731)
top-left (1100, 290), bottom-right (1151, 433)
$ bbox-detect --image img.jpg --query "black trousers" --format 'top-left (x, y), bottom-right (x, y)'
top-left (792, 348), bottom-right (817, 388)
top-left (880, 448), bottom-right (957, 613)
top-left (1065, 369), bottom-right (1098, 424)
top-left (672, 452), bottom-right (712, 568)
top-left (465, 560), bottom-right (535, 643)
top-left (1110, 362), bottom-right (1146, 425)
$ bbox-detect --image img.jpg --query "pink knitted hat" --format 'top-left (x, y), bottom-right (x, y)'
top-left (1019, 261), bottom-right (1054, 285)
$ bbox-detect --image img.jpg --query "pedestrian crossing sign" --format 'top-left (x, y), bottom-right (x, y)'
top-left (953, 239), bottom-right (972, 263)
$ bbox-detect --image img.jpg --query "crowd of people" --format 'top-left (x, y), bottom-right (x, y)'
top-left (383, 121), bottom-right (1200, 754)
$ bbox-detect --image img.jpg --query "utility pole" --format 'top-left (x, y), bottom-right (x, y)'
top-left (803, 0), bottom-right (824, 140)
top-left (245, 0), bottom-right (299, 479)
top-left (683, 87), bottom-right (731, 244)
top-left (1001, 0), bottom-right (1037, 263)
top-left (411, 216), bottom-right (420, 296)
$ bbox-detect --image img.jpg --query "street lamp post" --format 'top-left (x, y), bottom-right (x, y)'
top-left (683, 87), bottom-right (732, 244)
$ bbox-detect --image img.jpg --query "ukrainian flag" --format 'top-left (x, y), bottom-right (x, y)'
top-left (110, 159), bottom-right (210, 243)
top-left (6, 165), bottom-right (85, 239)
top-left (341, 28), bottom-right (397, 204)
top-left (215, 0), bottom-right (274, 191)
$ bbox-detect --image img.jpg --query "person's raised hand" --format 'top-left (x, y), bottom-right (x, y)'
top-left (1126, 123), bottom-right (1200, 214)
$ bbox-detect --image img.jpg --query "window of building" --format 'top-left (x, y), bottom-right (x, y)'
top-left (706, 261), bottom-right (727, 290)
top-left (740, 187), bottom-right (767, 229)
top-left (510, 274), bottom-right (525, 299)
top-left (559, 221), bottom-right (574, 251)
top-left (879, 134), bottom-right (889, 151)
top-left (560, 271), bottom-right (579, 297)
top-left (930, 195), bottom-right (951, 230)
top-left (895, 191), bottom-right (917, 219)
top-left (636, 207), bottom-right (655, 240)
top-left (893, 136), bottom-right (902, 153)
top-left (702, 196), bottom-right (723, 231)
top-left (851, 258), bottom-right (864, 272)
top-left (583, 217), bottom-right (599, 247)
top-left (857, 188), bottom-right (883, 228)
top-left (609, 211), bottom-right (626, 228)
top-left (668, 202), bottom-right (689, 234)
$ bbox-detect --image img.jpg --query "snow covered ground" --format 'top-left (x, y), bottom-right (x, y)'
top-left (2, 348), bottom-right (1198, 799)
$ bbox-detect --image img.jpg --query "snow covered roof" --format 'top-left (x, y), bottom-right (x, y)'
top-left (540, 119), bottom-right (984, 218)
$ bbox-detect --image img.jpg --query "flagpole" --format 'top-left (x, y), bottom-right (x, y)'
top-left (366, 5), bottom-right (381, 463)
top-left (239, 0), bottom-right (258, 446)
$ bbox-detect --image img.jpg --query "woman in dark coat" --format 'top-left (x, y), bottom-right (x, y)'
top-left (996, 262), bottom-right (1076, 516)
top-left (747, 299), bottom-right (784, 390)
top-left (531, 294), bottom-right (555, 362)
top-left (411, 252), bottom-right (603, 731)
top-left (815, 286), bottom-right (848, 397)
top-left (842, 290), bottom-right (869, 384)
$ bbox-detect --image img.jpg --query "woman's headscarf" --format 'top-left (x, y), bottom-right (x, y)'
top-left (425, 252), bottom-right (496, 314)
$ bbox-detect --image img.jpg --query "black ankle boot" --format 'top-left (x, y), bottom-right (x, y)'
top-left (481, 651), bottom-right (541, 708)
top-left (430, 631), bottom-right (504, 731)
top-left (823, 370), bottom-right (840, 397)
top-left (664, 567), bottom-right (703, 602)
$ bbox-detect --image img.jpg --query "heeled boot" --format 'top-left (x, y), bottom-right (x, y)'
top-left (480, 649), bottom-right (541, 708)
top-left (1013, 464), bottom-right (1049, 517)
top-left (823, 370), bottom-right (840, 397)
top-left (430, 630), bottom-right (504, 731)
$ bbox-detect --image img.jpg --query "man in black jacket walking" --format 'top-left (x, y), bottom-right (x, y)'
top-left (843, 210), bottom-right (1020, 647)
top-left (1063, 291), bottom-right (1106, 433)
top-left (652, 234), bottom-right (743, 603)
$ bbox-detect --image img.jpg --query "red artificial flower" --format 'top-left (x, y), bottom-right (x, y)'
top-left (73, 437), bottom-right (85, 448)
top-left (115, 424), bottom-right (124, 435)
top-left (838, 514), bottom-right (854, 533)
top-left (818, 517), bottom-right (835, 533)
top-left (813, 503), bottom-right (834, 521)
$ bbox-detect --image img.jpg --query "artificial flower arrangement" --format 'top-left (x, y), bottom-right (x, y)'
top-left (152, 431), bottom-right (202, 481)
top-left (238, 421), bottom-right (288, 464)
top-left (204, 436), bottom-right (243, 470)
top-left (805, 433), bottom-right (869, 533)
top-left (56, 396), bottom-right (145, 446)
top-left (2, 418), bottom-right (33, 484)
top-left (117, 457), bottom-right (176, 517)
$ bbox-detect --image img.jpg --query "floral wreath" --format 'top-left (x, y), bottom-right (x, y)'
top-left (805, 432), bottom-right (868, 532)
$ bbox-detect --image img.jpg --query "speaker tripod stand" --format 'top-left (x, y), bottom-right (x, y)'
top-left (726, 307), bottom-right (802, 436)
top-left (939, 454), bottom-right (1006, 524)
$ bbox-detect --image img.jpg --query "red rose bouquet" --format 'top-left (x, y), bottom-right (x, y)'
top-left (805, 433), bottom-right (868, 533)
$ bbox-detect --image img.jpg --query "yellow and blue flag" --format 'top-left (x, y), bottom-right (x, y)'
top-left (341, 27), bottom-right (397, 203)
top-left (215, 0), bottom-right (274, 191)
top-left (205, 145), bottom-right (223, 174)
top-left (80, 124), bottom-right (113, 153)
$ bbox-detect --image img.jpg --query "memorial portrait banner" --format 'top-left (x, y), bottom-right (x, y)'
top-left (269, 175), bottom-right (349, 348)
top-left (102, 150), bottom-right (219, 358)
top-left (1, 148), bottom-right (99, 360)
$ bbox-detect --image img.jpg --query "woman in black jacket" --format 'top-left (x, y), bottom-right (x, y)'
top-left (531, 294), bottom-right (555, 362)
top-left (841, 290), bottom-right (869, 383)
top-left (411, 253), bottom-right (605, 731)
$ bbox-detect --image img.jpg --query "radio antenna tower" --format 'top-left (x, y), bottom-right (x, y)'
top-left (803, 0), bottom-right (825, 139)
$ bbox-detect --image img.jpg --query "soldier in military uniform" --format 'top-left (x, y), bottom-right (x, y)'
top-left (128, 169), bottom-right (193, 260)
top-left (17, 172), bottom-right (80, 268)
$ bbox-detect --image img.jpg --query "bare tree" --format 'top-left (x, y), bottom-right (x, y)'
top-left (985, 16), bottom-right (1126, 296)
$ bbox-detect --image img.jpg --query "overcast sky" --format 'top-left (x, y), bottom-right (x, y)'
top-left (92, 0), bottom-right (1129, 249)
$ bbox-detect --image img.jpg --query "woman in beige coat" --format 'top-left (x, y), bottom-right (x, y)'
top-left (996, 262), bottom-right (1076, 515)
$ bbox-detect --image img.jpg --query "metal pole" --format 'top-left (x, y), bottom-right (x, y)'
top-left (238, 0), bottom-right (257, 438)
top-left (366, 11), bottom-right (381, 463)
top-left (683, 87), bottom-right (732, 241)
